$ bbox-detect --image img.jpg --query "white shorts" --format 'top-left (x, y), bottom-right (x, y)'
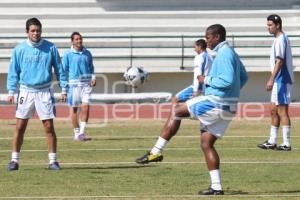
top-left (186, 96), bottom-right (235, 138)
top-left (271, 83), bottom-right (292, 105)
top-left (16, 89), bottom-right (56, 120)
top-left (67, 85), bottom-right (92, 107)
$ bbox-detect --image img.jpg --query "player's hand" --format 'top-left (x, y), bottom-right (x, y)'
top-left (61, 94), bottom-right (67, 102)
top-left (266, 78), bottom-right (274, 91)
top-left (91, 80), bottom-right (96, 87)
top-left (197, 75), bottom-right (205, 84)
top-left (7, 96), bottom-right (14, 104)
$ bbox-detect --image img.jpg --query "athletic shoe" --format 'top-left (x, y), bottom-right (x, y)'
top-left (7, 161), bottom-right (19, 171)
top-left (257, 140), bottom-right (277, 150)
top-left (276, 144), bottom-right (292, 151)
top-left (135, 152), bottom-right (163, 164)
top-left (74, 133), bottom-right (92, 141)
top-left (199, 187), bottom-right (224, 195)
top-left (48, 162), bottom-right (60, 170)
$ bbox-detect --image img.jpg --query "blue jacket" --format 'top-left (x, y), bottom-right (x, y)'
top-left (7, 39), bottom-right (67, 94)
top-left (62, 46), bottom-right (95, 86)
top-left (204, 41), bottom-right (248, 105)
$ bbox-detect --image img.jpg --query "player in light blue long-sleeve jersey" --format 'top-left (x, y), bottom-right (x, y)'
top-left (136, 24), bottom-right (248, 195)
top-left (6, 18), bottom-right (67, 171)
top-left (62, 32), bottom-right (96, 141)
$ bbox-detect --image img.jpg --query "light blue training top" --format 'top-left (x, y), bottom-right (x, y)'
top-left (7, 39), bottom-right (67, 94)
top-left (204, 41), bottom-right (248, 106)
top-left (62, 46), bottom-right (95, 87)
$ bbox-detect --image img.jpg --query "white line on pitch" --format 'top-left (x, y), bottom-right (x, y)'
top-left (2, 161), bottom-right (300, 166)
top-left (1, 135), bottom-right (300, 140)
top-left (0, 147), bottom-right (298, 153)
top-left (1, 194), bottom-right (300, 199)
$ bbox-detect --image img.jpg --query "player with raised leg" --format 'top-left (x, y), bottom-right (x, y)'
top-left (135, 39), bottom-right (212, 164)
top-left (136, 24), bottom-right (248, 195)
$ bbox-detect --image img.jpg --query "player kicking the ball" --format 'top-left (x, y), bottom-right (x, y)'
top-left (135, 24), bottom-right (248, 195)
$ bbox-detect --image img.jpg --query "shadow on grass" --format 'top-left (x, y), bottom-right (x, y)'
top-left (225, 189), bottom-right (249, 195)
top-left (60, 164), bottom-right (155, 171)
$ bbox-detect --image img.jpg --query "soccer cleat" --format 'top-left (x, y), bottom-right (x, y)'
top-left (257, 140), bottom-right (277, 150)
top-left (48, 162), bottom-right (60, 170)
top-left (7, 161), bottom-right (19, 171)
top-left (276, 144), bottom-right (292, 151)
top-left (74, 133), bottom-right (92, 141)
top-left (199, 187), bottom-right (224, 195)
top-left (135, 152), bottom-right (163, 164)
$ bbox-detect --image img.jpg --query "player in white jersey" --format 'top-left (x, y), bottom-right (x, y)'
top-left (62, 32), bottom-right (96, 141)
top-left (6, 18), bottom-right (67, 171)
top-left (258, 14), bottom-right (294, 151)
top-left (135, 39), bottom-right (212, 162)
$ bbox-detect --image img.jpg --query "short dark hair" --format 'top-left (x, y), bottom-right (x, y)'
top-left (206, 24), bottom-right (226, 42)
top-left (71, 32), bottom-right (82, 41)
top-left (267, 14), bottom-right (282, 30)
top-left (26, 18), bottom-right (42, 31)
top-left (195, 39), bottom-right (207, 49)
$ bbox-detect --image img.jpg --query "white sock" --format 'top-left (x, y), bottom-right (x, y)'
top-left (150, 136), bottom-right (168, 155)
top-left (48, 153), bottom-right (57, 164)
top-left (11, 152), bottom-right (19, 163)
top-left (79, 122), bottom-right (87, 134)
top-left (74, 128), bottom-right (80, 134)
top-left (209, 169), bottom-right (222, 191)
top-left (268, 125), bottom-right (279, 144)
top-left (282, 125), bottom-right (291, 146)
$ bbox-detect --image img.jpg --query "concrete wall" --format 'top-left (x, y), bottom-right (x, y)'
top-left (98, 0), bottom-right (300, 11)
top-left (2, 72), bottom-right (299, 102)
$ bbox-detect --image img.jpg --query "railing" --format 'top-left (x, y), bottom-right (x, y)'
top-left (1, 34), bottom-right (300, 70)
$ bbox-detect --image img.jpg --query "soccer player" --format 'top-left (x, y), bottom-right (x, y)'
top-left (136, 24), bottom-right (248, 195)
top-left (135, 39), bottom-right (212, 164)
top-left (257, 14), bottom-right (294, 151)
top-left (62, 32), bottom-right (96, 141)
top-left (6, 17), bottom-right (67, 171)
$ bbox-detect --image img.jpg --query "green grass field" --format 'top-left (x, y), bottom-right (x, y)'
top-left (0, 118), bottom-right (300, 199)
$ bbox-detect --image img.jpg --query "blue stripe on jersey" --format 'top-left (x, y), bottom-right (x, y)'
top-left (275, 35), bottom-right (292, 84)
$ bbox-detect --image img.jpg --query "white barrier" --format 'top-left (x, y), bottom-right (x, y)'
top-left (0, 92), bottom-right (172, 104)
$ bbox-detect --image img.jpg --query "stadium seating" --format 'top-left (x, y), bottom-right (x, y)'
top-left (0, 0), bottom-right (299, 101)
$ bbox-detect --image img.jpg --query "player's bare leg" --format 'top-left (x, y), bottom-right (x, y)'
top-left (74, 103), bottom-right (91, 141)
top-left (7, 118), bottom-right (29, 171)
top-left (71, 107), bottom-right (79, 129)
top-left (135, 101), bottom-right (190, 164)
top-left (276, 105), bottom-right (291, 150)
top-left (258, 103), bottom-right (279, 150)
top-left (200, 132), bottom-right (223, 195)
top-left (43, 119), bottom-right (60, 170)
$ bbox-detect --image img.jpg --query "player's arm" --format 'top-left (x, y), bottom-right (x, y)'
top-left (266, 57), bottom-right (283, 91)
top-left (239, 60), bottom-right (248, 89)
top-left (6, 49), bottom-right (20, 104)
top-left (52, 47), bottom-right (67, 101)
top-left (89, 52), bottom-right (96, 87)
top-left (201, 56), bottom-right (235, 89)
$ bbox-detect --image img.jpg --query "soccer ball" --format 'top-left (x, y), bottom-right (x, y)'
top-left (123, 66), bottom-right (149, 87)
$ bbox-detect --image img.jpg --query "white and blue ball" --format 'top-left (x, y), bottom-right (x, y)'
top-left (123, 66), bottom-right (149, 87)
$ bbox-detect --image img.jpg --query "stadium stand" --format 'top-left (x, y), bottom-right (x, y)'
top-left (0, 0), bottom-right (299, 101)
